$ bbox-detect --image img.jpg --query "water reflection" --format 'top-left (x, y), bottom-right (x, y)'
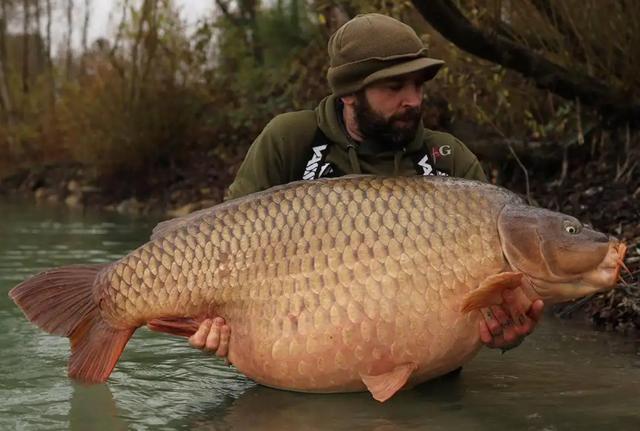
top-left (70, 384), bottom-right (128, 431)
top-left (184, 374), bottom-right (469, 431)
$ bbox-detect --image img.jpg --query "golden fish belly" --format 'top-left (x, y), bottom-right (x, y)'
top-left (99, 176), bottom-right (515, 390)
top-left (226, 296), bottom-right (485, 392)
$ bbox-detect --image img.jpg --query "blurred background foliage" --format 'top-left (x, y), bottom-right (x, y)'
top-left (0, 0), bottom-right (638, 192)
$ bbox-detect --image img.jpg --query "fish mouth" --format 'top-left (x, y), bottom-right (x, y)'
top-left (582, 240), bottom-right (628, 290)
top-left (520, 241), bottom-right (628, 303)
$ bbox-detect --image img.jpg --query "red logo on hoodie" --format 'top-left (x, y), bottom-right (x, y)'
top-left (432, 145), bottom-right (452, 161)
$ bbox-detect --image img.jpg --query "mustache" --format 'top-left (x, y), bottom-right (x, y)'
top-left (389, 107), bottom-right (422, 123)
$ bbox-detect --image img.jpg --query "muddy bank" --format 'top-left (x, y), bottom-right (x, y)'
top-left (0, 147), bottom-right (240, 218)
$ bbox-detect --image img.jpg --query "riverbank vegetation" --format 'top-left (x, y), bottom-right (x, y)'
top-left (0, 0), bottom-right (638, 330)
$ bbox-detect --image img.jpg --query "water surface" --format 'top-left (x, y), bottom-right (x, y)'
top-left (1, 199), bottom-right (639, 430)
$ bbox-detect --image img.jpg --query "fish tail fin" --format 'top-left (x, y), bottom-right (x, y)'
top-left (9, 264), bottom-right (106, 336)
top-left (9, 264), bottom-right (134, 383)
top-left (147, 317), bottom-right (203, 337)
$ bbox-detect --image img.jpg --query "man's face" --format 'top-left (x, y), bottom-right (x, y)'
top-left (353, 71), bottom-right (426, 148)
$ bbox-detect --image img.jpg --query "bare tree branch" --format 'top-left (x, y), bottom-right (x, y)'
top-left (529, 0), bottom-right (583, 51)
top-left (530, 0), bottom-right (627, 75)
top-left (411, 0), bottom-right (640, 128)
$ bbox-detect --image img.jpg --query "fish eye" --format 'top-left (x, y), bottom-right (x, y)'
top-left (563, 220), bottom-right (581, 234)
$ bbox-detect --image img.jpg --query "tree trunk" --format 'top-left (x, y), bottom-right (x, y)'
top-left (315, 1), bottom-right (349, 35)
top-left (45, 0), bottom-right (55, 108)
top-left (140, 0), bottom-right (159, 88)
top-left (0, 0), bottom-right (12, 117)
top-left (130, 0), bottom-right (153, 104)
top-left (0, 50), bottom-right (11, 118)
top-left (22, 0), bottom-right (30, 94)
top-left (66, 0), bottom-right (73, 79)
top-left (107, 0), bottom-right (128, 81)
top-left (244, 0), bottom-right (263, 64)
top-left (81, 0), bottom-right (91, 73)
top-left (290, 0), bottom-right (299, 33)
top-left (34, 0), bottom-right (41, 68)
top-left (214, 0), bottom-right (262, 63)
top-left (0, 0), bottom-right (7, 76)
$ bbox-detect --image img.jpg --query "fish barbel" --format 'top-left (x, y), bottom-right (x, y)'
top-left (10, 176), bottom-right (626, 401)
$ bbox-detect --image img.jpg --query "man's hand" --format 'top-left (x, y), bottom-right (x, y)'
top-left (479, 289), bottom-right (544, 351)
top-left (188, 317), bottom-right (231, 360)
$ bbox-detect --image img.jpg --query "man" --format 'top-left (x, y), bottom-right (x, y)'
top-left (189, 14), bottom-right (544, 362)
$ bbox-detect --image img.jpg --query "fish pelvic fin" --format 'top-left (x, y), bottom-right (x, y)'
top-left (9, 264), bottom-right (135, 383)
top-left (360, 362), bottom-right (417, 402)
top-left (147, 317), bottom-right (203, 337)
top-left (461, 271), bottom-right (524, 313)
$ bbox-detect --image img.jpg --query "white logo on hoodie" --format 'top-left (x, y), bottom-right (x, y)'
top-left (303, 145), bottom-right (328, 180)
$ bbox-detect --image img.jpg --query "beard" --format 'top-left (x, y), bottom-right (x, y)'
top-left (353, 92), bottom-right (422, 148)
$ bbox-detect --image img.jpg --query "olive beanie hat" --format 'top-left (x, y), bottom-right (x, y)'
top-left (327, 13), bottom-right (444, 96)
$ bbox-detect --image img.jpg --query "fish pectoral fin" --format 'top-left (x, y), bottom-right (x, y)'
top-left (147, 317), bottom-right (203, 337)
top-left (461, 271), bottom-right (524, 313)
top-left (360, 362), bottom-right (417, 403)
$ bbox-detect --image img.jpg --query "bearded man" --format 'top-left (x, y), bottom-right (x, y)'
top-left (189, 14), bottom-right (544, 361)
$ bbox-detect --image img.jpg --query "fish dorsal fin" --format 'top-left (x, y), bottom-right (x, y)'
top-left (460, 271), bottom-right (523, 313)
top-left (360, 362), bottom-right (417, 402)
top-left (150, 182), bottom-right (308, 240)
top-left (151, 206), bottom-right (216, 241)
top-left (150, 176), bottom-right (378, 241)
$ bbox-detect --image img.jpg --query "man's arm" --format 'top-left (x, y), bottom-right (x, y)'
top-left (225, 111), bottom-right (318, 201)
top-left (460, 157), bottom-right (488, 182)
top-left (449, 137), bottom-right (488, 182)
top-left (225, 120), bottom-right (288, 201)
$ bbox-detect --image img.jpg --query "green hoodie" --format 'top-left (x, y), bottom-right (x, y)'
top-left (226, 95), bottom-right (486, 201)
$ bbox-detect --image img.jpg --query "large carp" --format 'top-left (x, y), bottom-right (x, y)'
top-left (10, 176), bottom-right (626, 402)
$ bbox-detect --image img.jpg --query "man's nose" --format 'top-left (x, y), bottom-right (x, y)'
top-left (401, 84), bottom-right (422, 108)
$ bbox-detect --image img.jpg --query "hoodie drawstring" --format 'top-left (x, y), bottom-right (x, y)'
top-left (347, 144), bottom-right (362, 174)
top-left (393, 148), bottom-right (406, 176)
